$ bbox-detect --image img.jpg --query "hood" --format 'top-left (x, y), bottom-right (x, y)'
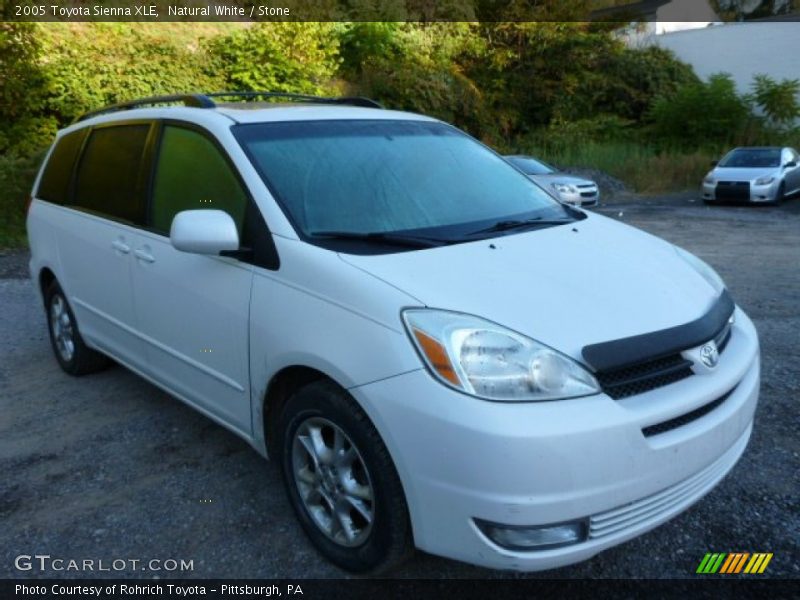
top-left (711, 166), bottom-right (779, 181)
top-left (339, 212), bottom-right (720, 364)
top-left (529, 173), bottom-right (596, 186)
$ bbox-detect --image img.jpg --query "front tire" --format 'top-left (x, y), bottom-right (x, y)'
top-left (278, 380), bottom-right (412, 574)
top-left (776, 182), bottom-right (786, 204)
top-left (45, 281), bottom-right (110, 376)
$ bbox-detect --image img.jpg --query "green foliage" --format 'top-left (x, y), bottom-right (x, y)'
top-left (0, 23), bottom-right (227, 157)
top-left (529, 115), bottom-right (638, 156)
top-left (342, 23), bottom-right (484, 131)
top-left (648, 73), bottom-right (752, 150)
top-left (207, 23), bottom-right (341, 95)
top-left (338, 22), bottom-right (402, 76)
top-left (0, 152), bottom-right (42, 249)
top-left (587, 46), bottom-right (699, 122)
top-left (39, 24), bottom-right (225, 121)
top-left (751, 74), bottom-right (800, 127)
top-left (0, 23), bottom-right (46, 123)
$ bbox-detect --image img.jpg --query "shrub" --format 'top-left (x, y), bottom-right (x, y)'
top-left (648, 73), bottom-right (752, 150)
top-left (0, 152), bottom-right (43, 248)
top-left (1, 23), bottom-right (228, 157)
top-left (206, 23), bottom-right (341, 95)
top-left (341, 23), bottom-right (485, 134)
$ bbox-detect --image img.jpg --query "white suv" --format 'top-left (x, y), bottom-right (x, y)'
top-left (27, 93), bottom-right (760, 574)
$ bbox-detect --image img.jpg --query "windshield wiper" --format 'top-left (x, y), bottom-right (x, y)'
top-left (467, 217), bottom-right (573, 237)
top-left (309, 230), bottom-right (454, 248)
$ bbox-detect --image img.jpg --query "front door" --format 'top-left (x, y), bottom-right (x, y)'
top-left (131, 124), bottom-right (254, 433)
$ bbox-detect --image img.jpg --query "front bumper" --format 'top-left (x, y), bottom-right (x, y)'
top-left (556, 188), bottom-right (600, 207)
top-left (352, 307), bottom-right (759, 571)
top-left (702, 180), bottom-right (778, 203)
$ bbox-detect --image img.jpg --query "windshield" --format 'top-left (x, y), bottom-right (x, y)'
top-left (718, 148), bottom-right (781, 168)
top-left (506, 155), bottom-right (557, 175)
top-left (234, 120), bottom-right (569, 243)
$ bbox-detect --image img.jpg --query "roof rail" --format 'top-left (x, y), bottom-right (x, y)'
top-left (206, 91), bottom-right (384, 109)
top-left (75, 91), bottom-right (383, 122)
top-left (76, 94), bottom-right (215, 122)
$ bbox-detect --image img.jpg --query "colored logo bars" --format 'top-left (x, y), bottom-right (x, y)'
top-left (696, 552), bottom-right (773, 574)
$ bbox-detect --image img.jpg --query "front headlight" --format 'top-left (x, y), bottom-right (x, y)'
top-left (552, 182), bottom-right (578, 194)
top-left (402, 309), bottom-right (600, 402)
top-left (754, 176), bottom-right (775, 185)
top-left (674, 246), bottom-right (726, 294)
top-left (703, 172), bottom-right (715, 184)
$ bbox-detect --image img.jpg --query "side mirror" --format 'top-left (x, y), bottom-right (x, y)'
top-left (170, 209), bottom-right (239, 255)
top-left (710, 160), bottom-right (718, 167)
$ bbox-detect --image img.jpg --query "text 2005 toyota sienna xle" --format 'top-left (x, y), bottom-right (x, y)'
top-left (27, 93), bottom-right (759, 574)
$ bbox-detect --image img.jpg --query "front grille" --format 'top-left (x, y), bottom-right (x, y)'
top-left (642, 386), bottom-right (737, 437)
top-left (596, 354), bottom-right (694, 400)
top-left (591, 297), bottom-right (736, 400)
top-left (580, 191), bottom-right (598, 198)
top-left (715, 181), bottom-right (750, 200)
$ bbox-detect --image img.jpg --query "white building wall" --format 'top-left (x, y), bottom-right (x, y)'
top-left (653, 22), bottom-right (800, 95)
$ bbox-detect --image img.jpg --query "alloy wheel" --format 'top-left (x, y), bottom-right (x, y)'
top-left (291, 416), bottom-right (375, 547)
top-left (50, 294), bottom-right (75, 363)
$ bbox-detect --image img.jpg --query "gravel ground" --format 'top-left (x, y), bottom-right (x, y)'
top-left (1, 195), bottom-right (798, 580)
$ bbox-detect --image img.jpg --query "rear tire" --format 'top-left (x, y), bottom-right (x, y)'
top-left (278, 380), bottom-right (413, 574)
top-left (45, 281), bottom-right (110, 376)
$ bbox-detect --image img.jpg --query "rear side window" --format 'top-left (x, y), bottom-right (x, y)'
top-left (37, 129), bottom-right (88, 204)
top-left (73, 124), bottom-right (150, 225)
top-left (151, 126), bottom-right (247, 234)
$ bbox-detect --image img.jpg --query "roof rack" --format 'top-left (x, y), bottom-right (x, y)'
top-left (206, 91), bottom-right (383, 109)
top-left (75, 91), bottom-right (383, 122)
top-left (76, 94), bottom-right (216, 122)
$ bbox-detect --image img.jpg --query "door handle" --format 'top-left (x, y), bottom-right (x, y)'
top-left (134, 249), bottom-right (155, 263)
top-left (111, 240), bottom-right (131, 254)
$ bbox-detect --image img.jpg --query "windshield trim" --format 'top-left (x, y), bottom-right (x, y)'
top-left (232, 119), bottom-right (572, 254)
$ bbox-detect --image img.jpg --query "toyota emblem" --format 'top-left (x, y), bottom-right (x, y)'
top-left (700, 341), bottom-right (719, 368)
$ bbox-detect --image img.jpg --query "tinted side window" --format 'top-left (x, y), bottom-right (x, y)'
top-left (37, 129), bottom-right (88, 205)
top-left (73, 124), bottom-right (150, 225)
top-left (151, 126), bottom-right (247, 234)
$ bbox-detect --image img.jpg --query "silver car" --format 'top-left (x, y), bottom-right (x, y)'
top-left (505, 155), bottom-right (600, 206)
top-left (703, 146), bottom-right (800, 204)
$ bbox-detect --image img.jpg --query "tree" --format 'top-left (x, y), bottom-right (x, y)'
top-left (751, 74), bottom-right (800, 128)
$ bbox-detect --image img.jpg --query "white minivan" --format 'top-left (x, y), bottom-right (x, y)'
top-left (27, 93), bottom-right (760, 574)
